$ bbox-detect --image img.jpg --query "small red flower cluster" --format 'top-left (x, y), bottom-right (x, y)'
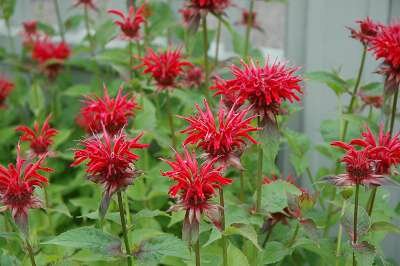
top-left (189, 0), bottom-right (231, 14)
top-left (31, 37), bottom-right (71, 79)
top-left (180, 99), bottom-right (258, 168)
top-left (0, 76), bottom-right (14, 108)
top-left (16, 115), bottom-right (58, 157)
top-left (73, 0), bottom-right (97, 10)
top-left (108, 5), bottom-right (145, 40)
top-left (328, 126), bottom-right (400, 186)
top-left (77, 86), bottom-right (138, 135)
top-left (212, 59), bottom-right (302, 124)
top-left (21, 20), bottom-right (40, 49)
top-left (139, 48), bottom-right (192, 89)
top-left (236, 9), bottom-right (262, 31)
top-left (348, 17), bottom-right (381, 46)
top-left (0, 144), bottom-right (52, 233)
top-left (162, 147), bottom-right (231, 242)
top-left (182, 66), bottom-right (204, 88)
top-left (358, 91), bottom-right (384, 109)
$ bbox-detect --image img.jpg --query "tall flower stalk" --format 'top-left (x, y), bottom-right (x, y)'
top-left (202, 15), bottom-right (210, 93)
top-left (352, 183), bottom-right (360, 266)
top-left (166, 92), bottom-right (177, 149)
top-left (53, 0), bottom-right (65, 42)
top-left (117, 191), bottom-right (133, 266)
top-left (219, 189), bottom-right (228, 266)
top-left (214, 17), bottom-right (222, 66)
top-left (255, 118), bottom-right (263, 212)
top-left (244, 0), bottom-right (255, 58)
top-left (83, 6), bottom-right (95, 56)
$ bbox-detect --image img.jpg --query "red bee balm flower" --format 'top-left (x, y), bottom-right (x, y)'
top-left (189, 0), bottom-right (230, 14)
top-left (16, 115), bottom-right (58, 157)
top-left (31, 37), bottom-right (71, 79)
top-left (348, 17), bottom-right (381, 46)
top-left (139, 48), bottom-right (192, 89)
top-left (180, 99), bottom-right (258, 168)
top-left (78, 86), bottom-right (138, 135)
top-left (182, 66), bottom-right (204, 88)
top-left (73, 0), bottom-right (97, 10)
top-left (328, 141), bottom-right (384, 186)
top-left (0, 144), bottom-right (52, 233)
top-left (72, 127), bottom-right (148, 216)
top-left (212, 59), bottom-right (302, 124)
top-left (236, 9), bottom-right (262, 31)
top-left (162, 147), bottom-right (232, 242)
top-left (108, 5), bottom-right (145, 40)
top-left (359, 92), bottom-right (384, 109)
top-left (21, 20), bottom-right (39, 48)
top-left (350, 126), bottom-right (400, 175)
top-left (370, 22), bottom-right (400, 91)
top-left (0, 77), bottom-right (14, 108)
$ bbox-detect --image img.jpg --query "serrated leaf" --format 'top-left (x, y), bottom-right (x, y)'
top-left (225, 224), bottom-right (261, 250)
top-left (306, 71), bottom-right (348, 95)
top-left (370, 221), bottom-right (400, 234)
top-left (42, 227), bottom-right (122, 256)
top-left (261, 241), bottom-right (290, 264)
top-left (134, 209), bottom-right (169, 220)
top-left (203, 227), bottom-right (222, 247)
top-left (135, 96), bottom-right (156, 131)
top-left (63, 84), bottom-right (91, 97)
top-left (261, 180), bottom-right (301, 213)
top-left (29, 83), bottom-right (45, 117)
top-left (64, 14), bottom-right (84, 31)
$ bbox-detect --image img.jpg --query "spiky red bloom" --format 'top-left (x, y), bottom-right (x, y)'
top-left (236, 10), bottom-right (262, 31)
top-left (78, 86), bottom-right (138, 135)
top-left (31, 37), bottom-right (71, 79)
top-left (139, 48), bottom-right (192, 89)
top-left (21, 20), bottom-right (39, 48)
top-left (179, 6), bottom-right (197, 27)
top-left (72, 127), bottom-right (148, 197)
top-left (370, 22), bottom-right (400, 91)
top-left (180, 99), bottom-right (258, 168)
top-left (16, 115), bottom-right (58, 157)
top-left (359, 92), bottom-right (384, 109)
top-left (0, 144), bottom-right (52, 232)
top-left (108, 5), bottom-right (145, 40)
top-left (189, 0), bottom-right (230, 14)
top-left (212, 59), bottom-right (302, 123)
top-left (73, 0), bottom-right (97, 10)
top-left (182, 66), bottom-right (204, 88)
top-left (329, 141), bottom-right (384, 186)
top-left (162, 147), bottom-right (232, 242)
top-left (350, 126), bottom-right (400, 175)
top-left (348, 17), bottom-right (381, 46)
top-left (0, 77), bottom-right (14, 108)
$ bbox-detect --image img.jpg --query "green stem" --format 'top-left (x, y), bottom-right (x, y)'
top-left (287, 223), bottom-right (300, 247)
top-left (26, 238), bottom-right (37, 266)
top-left (219, 189), bottom-right (228, 266)
top-left (366, 87), bottom-right (399, 216)
top-left (53, 0), bottom-right (65, 42)
top-left (84, 7), bottom-right (95, 56)
top-left (128, 40), bottom-right (133, 80)
top-left (353, 184), bottom-right (360, 266)
top-left (117, 192), bottom-right (132, 266)
top-left (202, 16), bottom-right (209, 87)
top-left (124, 192), bottom-right (132, 226)
top-left (195, 239), bottom-right (201, 266)
top-left (262, 222), bottom-right (276, 248)
top-left (325, 46), bottom-right (367, 236)
top-left (239, 170), bottom-right (245, 202)
top-left (214, 17), bottom-right (222, 67)
top-left (255, 118), bottom-right (263, 212)
top-left (341, 46), bottom-right (367, 140)
top-left (335, 200), bottom-right (347, 266)
top-left (166, 92), bottom-right (177, 149)
top-left (244, 0), bottom-right (255, 58)
top-left (5, 19), bottom-right (15, 54)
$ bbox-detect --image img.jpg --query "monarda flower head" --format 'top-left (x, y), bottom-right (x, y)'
top-left (71, 126), bottom-right (148, 217)
top-left (16, 115), bottom-right (58, 158)
top-left (350, 126), bottom-right (400, 175)
top-left (327, 141), bottom-right (384, 186)
top-left (77, 85), bottom-right (138, 135)
top-left (0, 76), bottom-right (14, 108)
top-left (179, 99), bottom-right (258, 169)
top-left (358, 91), bottom-right (384, 109)
top-left (182, 66), bottom-right (204, 88)
top-left (212, 59), bottom-right (303, 125)
top-left (31, 37), bottom-right (71, 79)
top-left (108, 5), bottom-right (145, 40)
top-left (73, 0), bottom-right (97, 10)
top-left (162, 147), bottom-right (232, 243)
top-left (139, 48), bottom-right (192, 89)
top-left (236, 9), bottom-right (263, 32)
top-left (21, 20), bottom-right (40, 48)
top-left (0, 144), bottom-right (52, 233)
top-left (188, 0), bottom-right (230, 14)
top-left (348, 17), bottom-right (381, 46)
top-left (370, 22), bottom-right (400, 92)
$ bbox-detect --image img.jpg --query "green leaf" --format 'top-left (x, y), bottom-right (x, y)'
top-left (261, 241), bottom-right (290, 264)
top-left (261, 180), bottom-right (301, 213)
top-left (52, 129), bottom-right (71, 149)
top-left (37, 21), bottom-right (56, 36)
top-left (0, 0), bottom-right (16, 21)
top-left (306, 71), bottom-right (348, 95)
top-left (63, 84), bottom-right (91, 97)
top-left (370, 221), bottom-right (400, 234)
top-left (94, 20), bottom-right (118, 48)
top-left (225, 224), bottom-right (262, 251)
top-left (135, 96), bottom-right (156, 131)
top-left (42, 226), bottom-right (121, 256)
top-left (29, 83), bottom-right (45, 117)
top-left (134, 209), bottom-right (169, 220)
top-left (203, 227), bottom-right (222, 247)
top-left (136, 234), bottom-right (190, 265)
top-left (227, 243), bottom-right (250, 266)
top-left (341, 204), bottom-right (370, 240)
top-left (64, 14), bottom-right (84, 31)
